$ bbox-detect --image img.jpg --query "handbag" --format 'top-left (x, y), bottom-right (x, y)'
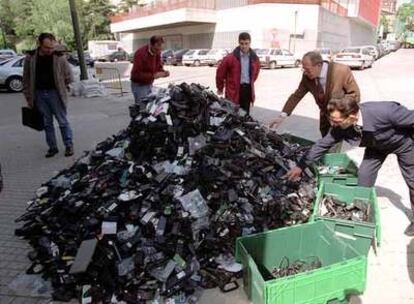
top-left (22, 106), bottom-right (44, 131)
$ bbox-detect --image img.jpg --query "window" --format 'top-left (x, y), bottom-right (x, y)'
top-left (362, 49), bottom-right (370, 55)
top-left (256, 49), bottom-right (269, 55)
top-left (282, 50), bottom-right (292, 56)
top-left (12, 58), bottom-right (24, 67)
top-left (185, 50), bottom-right (195, 56)
top-left (342, 48), bottom-right (361, 54)
top-left (198, 50), bottom-right (209, 55)
top-left (272, 49), bottom-right (282, 55)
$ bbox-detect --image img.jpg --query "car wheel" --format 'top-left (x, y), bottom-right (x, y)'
top-left (269, 61), bottom-right (277, 69)
top-left (6, 76), bottom-right (23, 92)
top-left (194, 60), bottom-right (200, 67)
top-left (294, 60), bottom-right (301, 67)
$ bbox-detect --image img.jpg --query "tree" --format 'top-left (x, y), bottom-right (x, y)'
top-left (82, 0), bottom-right (115, 42)
top-left (117, 0), bottom-right (138, 13)
top-left (396, 3), bottom-right (414, 35)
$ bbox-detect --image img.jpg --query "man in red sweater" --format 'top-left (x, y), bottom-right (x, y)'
top-left (216, 32), bottom-right (260, 114)
top-left (130, 36), bottom-right (170, 102)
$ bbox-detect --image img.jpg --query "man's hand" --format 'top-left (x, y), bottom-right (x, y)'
top-left (286, 166), bottom-right (303, 181)
top-left (217, 89), bottom-right (223, 96)
top-left (155, 71), bottom-right (169, 79)
top-left (269, 113), bottom-right (287, 129)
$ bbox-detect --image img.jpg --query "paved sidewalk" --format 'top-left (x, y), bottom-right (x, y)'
top-left (0, 49), bottom-right (413, 304)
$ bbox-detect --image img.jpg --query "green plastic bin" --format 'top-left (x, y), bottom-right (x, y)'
top-left (281, 133), bottom-right (315, 147)
top-left (311, 182), bottom-right (381, 248)
top-left (235, 221), bottom-right (369, 304)
top-left (315, 154), bottom-right (359, 186)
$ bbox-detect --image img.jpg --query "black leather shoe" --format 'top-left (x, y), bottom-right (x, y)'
top-left (65, 146), bottom-right (74, 157)
top-left (404, 222), bottom-right (414, 237)
top-left (45, 148), bottom-right (59, 158)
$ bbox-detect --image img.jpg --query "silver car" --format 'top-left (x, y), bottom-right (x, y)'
top-left (0, 56), bottom-right (81, 92)
top-left (0, 56), bottom-right (24, 92)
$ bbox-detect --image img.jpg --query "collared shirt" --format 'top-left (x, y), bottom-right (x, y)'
top-left (240, 51), bottom-right (250, 84)
top-left (317, 62), bottom-right (329, 93)
top-left (357, 109), bottom-right (363, 128)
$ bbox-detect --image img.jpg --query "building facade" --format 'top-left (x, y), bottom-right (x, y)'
top-left (110, 0), bottom-right (381, 55)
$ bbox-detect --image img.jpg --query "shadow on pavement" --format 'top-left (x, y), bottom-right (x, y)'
top-left (252, 106), bottom-right (321, 141)
top-left (408, 239), bottom-right (414, 284)
top-left (376, 186), bottom-right (413, 221)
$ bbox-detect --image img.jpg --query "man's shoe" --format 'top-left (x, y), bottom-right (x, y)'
top-left (65, 146), bottom-right (74, 157)
top-left (45, 148), bottom-right (59, 158)
top-left (404, 222), bottom-right (414, 237)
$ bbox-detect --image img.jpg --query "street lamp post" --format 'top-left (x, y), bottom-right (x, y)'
top-left (68, 0), bottom-right (88, 80)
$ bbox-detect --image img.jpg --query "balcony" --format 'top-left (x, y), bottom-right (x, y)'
top-left (110, 0), bottom-right (217, 33)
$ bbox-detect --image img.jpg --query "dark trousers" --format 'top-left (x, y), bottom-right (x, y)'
top-left (239, 84), bottom-right (252, 115)
top-left (358, 138), bottom-right (414, 217)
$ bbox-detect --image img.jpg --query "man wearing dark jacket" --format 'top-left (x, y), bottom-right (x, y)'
top-left (216, 32), bottom-right (260, 114)
top-left (130, 36), bottom-right (170, 102)
top-left (287, 96), bottom-right (414, 236)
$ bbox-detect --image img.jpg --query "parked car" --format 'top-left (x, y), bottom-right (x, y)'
top-left (256, 48), bottom-right (300, 69)
top-left (203, 49), bottom-right (229, 66)
top-left (333, 47), bottom-right (374, 70)
top-left (376, 43), bottom-right (386, 58)
top-left (165, 49), bottom-right (189, 65)
top-left (387, 40), bottom-right (401, 52)
top-left (316, 48), bottom-right (333, 62)
top-left (0, 56), bottom-right (24, 92)
top-left (360, 45), bottom-right (379, 60)
top-left (182, 49), bottom-right (210, 66)
top-left (161, 49), bottom-right (175, 64)
top-left (97, 50), bottom-right (129, 62)
top-left (0, 49), bottom-right (17, 60)
top-left (0, 56), bottom-right (81, 92)
top-left (67, 51), bottom-right (95, 67)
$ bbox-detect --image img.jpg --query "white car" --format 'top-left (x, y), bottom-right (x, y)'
top-left (316, 48), bottom-right (333, 62)
top-left (202, 49), bottom-right (229, 66)
top-left (334, 47), bottom-right (375, 70)
top-left (0, 56), bottom-right (80, 92)
top-left (0, 49), bottom-right (17, 60)
top-left (360, 45), bottom-right (379, 60)
top-left (182, 49), bottom-right (210, 66)
top-left (255, 48), bottom-right (300, 69)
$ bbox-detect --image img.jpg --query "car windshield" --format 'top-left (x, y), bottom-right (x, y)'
top-left (199, 50), bottom-right (209, 55)
top-left (185, 50), bottom-right (195, 55)
top-left (175, 49), bottom-right (188, 55)
top-left (256, 49), bottom-right (269, 55)
top-left (342, 48), bottom-right (360, 53)
top-left (207, 49), bottom-right (218, 55)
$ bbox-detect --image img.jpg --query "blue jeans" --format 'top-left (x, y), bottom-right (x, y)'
top-left (131, 82), bottom-right (152, 103)
top-left (36, 90), bottom-right (73, 149)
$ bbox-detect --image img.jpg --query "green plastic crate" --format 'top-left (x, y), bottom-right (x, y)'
top-left (235, 221), bottom-right (368, 304)
top-left (311, 182), bottom-right (381, 248)
top-left (315, 154), bottom-right (359, 186)
top-left (281, 133), bottom-right (315, 147)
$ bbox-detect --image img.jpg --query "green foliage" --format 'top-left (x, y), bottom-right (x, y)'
top-left (0, 0), bottom-right (115, 51)
top-left (397, 3), bottom-right (414, 33)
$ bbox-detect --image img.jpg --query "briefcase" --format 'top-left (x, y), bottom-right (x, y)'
top-left (22, 106), bottom-right (44, 131)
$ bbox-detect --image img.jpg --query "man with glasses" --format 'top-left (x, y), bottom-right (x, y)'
top-left (269, 51), bottom-right (360, 137)
top-left (287, 95), bottom-right (414, 236)
top-left (23, 33), bottom-right (74, 158)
